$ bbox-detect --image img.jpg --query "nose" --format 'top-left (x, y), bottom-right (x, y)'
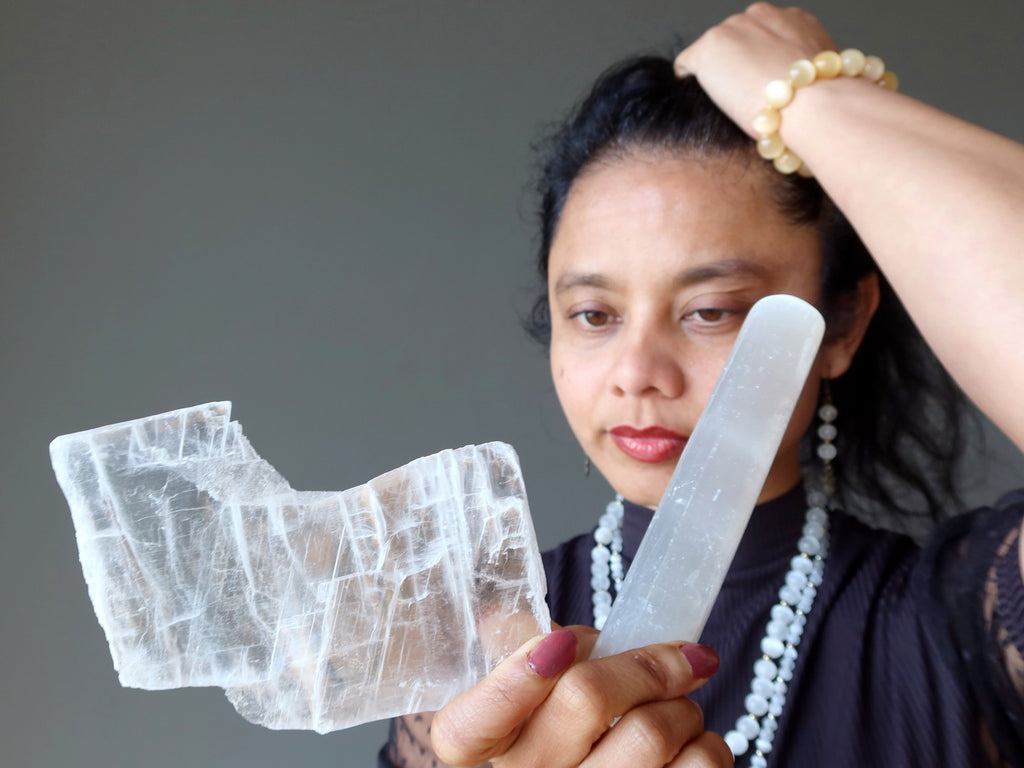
top-left (609, 321), bottom-right (685, 399)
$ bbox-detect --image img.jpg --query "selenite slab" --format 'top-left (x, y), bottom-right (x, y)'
top-left (49, 402), bottom-right (550, 732)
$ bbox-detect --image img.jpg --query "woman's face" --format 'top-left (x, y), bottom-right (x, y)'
top-left (548, 151), bottom-right (844, 509)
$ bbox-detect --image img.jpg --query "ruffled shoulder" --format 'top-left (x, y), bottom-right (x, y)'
top-left (916, 490), bottom-right (1024, 767)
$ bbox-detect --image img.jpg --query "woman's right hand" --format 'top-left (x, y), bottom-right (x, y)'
top-left (430, 626), bottom-right (731, 767)
top-left (673, 3), bottom-right (838, 141)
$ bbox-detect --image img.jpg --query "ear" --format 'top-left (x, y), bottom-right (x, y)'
top-left (819, 272), bottom-right (880, 380)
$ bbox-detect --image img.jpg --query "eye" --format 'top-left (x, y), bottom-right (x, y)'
top-left (569, 309), bottom-right (615, 328)
top-left (685, 308), bottom-right (732, 324)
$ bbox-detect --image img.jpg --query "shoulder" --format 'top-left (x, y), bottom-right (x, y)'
top-left (826, 492), bottom-right (1024, 612)
top-left (912, 488), bottom-right (1024, 642)
top-left (801, 504), bottom-right (1021, 763)
top-left (912, 489), bottom-right (1024, 765)
top-left (917, 488), bottom-right (1024, 589)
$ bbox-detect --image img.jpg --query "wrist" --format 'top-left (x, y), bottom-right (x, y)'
top-left (752, 50), bottom-right (899, 177)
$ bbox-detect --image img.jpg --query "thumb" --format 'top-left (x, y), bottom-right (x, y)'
top-left (431, 627), bottom-right (581, 766)
top-left (673, 45), bottom-right (696, 78)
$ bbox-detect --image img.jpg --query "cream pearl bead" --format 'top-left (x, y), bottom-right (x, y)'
top-left (840, 48), bottom-right (866, 76)
top-left (862, 55), bottom-right (885, 82)
top-left (787, 58), bottom-right (817, 88)
top-left (752, 107), bottom-right (781, 136)
top-left (879, 71), bottom-right (899, 91)
top-left (773, 150), bottom-right (803, 175)
top-left (765, 79), bottom-right (794, 109)
top-left (757, 133), bottom-right (786, 160)
top-left (813, 50), bottom-right (843, 79)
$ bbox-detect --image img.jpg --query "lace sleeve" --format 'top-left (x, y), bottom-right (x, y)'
top-left (378, 713), bottom-right (492, 768)
top-left (919, 490), bottom-right (1024, 767)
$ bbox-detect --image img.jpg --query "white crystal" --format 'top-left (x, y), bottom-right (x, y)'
top-left (591, 296), bottom-right (824, 658)
top-left (49, 402), bottom-right (550, 733)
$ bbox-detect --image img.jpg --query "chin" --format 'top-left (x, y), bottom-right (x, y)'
top-left (610, 468), bottom-right (672, 509)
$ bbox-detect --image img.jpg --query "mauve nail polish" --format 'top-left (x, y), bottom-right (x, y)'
top-left (527, 629), bottom-right (579, 678)
top-left (679, 643), bottom-right (720, 679)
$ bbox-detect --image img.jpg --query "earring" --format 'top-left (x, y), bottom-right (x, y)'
top-left (584, 456), bottom-right (591, 477)
top-left (817, 380), bottom-right (838, 497)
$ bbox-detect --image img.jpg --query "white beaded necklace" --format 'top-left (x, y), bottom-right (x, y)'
top-left (590, 403), bottom-right (836, 766)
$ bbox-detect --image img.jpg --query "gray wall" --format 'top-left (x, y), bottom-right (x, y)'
top-left (3, 1), bottom-right (1022, 766)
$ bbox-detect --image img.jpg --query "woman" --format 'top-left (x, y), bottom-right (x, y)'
top-left (382, 4), bottom-right (1024, 766)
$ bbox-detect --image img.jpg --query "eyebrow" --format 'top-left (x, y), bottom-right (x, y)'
top-left (553, 272), bottom-right (614, 294)
top-left (672, 258), bottom-right (772, 286)
top-left (553, 258), bottom-right (771, 295)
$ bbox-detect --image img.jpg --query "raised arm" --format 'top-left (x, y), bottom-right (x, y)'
top-left (675, 3), bottom-right (1024, 452)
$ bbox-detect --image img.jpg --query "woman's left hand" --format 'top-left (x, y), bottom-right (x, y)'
top-left (673, 3), bottom-right (837, 138)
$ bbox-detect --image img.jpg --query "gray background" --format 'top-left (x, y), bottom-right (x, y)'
top-left (3, 1), bottom-right (1023, 766)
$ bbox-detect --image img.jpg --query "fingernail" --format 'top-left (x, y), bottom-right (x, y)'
top-left (679, 643), bottom-right (720, 679)
top-left (527, 629), bottom-right (579, 678)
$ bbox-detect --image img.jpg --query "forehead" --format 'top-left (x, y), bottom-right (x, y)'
top-left (550, 151), bottom-right (821, 282)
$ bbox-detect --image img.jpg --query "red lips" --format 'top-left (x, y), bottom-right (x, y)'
top-left (609, 426), bottom-right (688, 463)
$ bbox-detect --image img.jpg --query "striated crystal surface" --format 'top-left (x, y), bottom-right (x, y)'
top-left (49, 402), bottom-right (550, 733)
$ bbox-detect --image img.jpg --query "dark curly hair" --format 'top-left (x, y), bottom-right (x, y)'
top-left (525, 55), bottom-right (970, 527)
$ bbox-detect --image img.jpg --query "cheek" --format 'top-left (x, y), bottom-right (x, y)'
top-left (551, 361), bottom-right (580, 409)
top-left (689, 354), bottom-right (732, 406)
top-left (549, 343), bottom-right (565, 387)
top-left (550, 348), bottom-right (570, 400)
top-left (550, 348), bottom-right (594, 429)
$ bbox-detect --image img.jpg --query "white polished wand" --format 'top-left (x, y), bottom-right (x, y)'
top-left (590, 294), bottom-right (825, 659)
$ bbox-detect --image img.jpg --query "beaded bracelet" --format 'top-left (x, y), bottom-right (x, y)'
top-left (753, 49), bottom-right (899, 177)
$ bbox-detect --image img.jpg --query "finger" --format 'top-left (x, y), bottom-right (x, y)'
top-left (666, 731), bottom-right (735, 768)
top-left (580, 696), bottom-right (705, 768)
top-left (674, 5), bottom-right (774, 78)
top-left (674, 4), bottom-right (833, 81)
top-left (431, 627), bottom-right (582, 766)
top-left (744, 3), bottom-right (836, 54)
top-left (673, 44), bottom-right (696, 78)
top-left (673, 22), bottom-right (722, 78)
top-left (500, 642), bottom-right (719, 766)
top-left (574, 623), bottom-right (600, 658)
